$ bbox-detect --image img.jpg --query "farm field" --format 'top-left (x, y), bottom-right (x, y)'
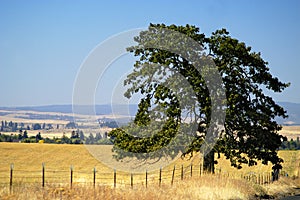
top-left (1, 107), bottom-right (300, 139)
top-left (0, 143), bottom-right (299, 179)
top-left (0, 108), bottom-right (126, 139)
top-left (0, 174), bottom-right (267, 200)
top-left (0, 108), bottom-right (300, 199)
top-left (0, 143), bottom-right (300, 199)
top-left (280, 126), bottom-right (300, 139)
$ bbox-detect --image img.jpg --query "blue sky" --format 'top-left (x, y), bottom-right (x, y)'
top-left (0, 0), bottom-right (299, 106)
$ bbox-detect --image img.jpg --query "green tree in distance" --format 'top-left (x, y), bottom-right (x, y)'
top-left (66, 121), bottom-right (77, 129)
top-left (109, 24), bottom-right (289, 175)
top-left (23, 130), bottom-right (28, 139)
top-left (33, 123), bottom-right (41, 130)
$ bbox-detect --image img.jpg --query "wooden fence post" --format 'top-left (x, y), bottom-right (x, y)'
top-left (190, 164), bottom-right (193, 177)
top-left (42, 163), bottom-right (45, 187)
top-left (181, 165), bottom-right (184, 180)
top-left (114, 169), bottom-right (116, 188)
top-left (259, 174), bottom-right (261, 185)
top-left (265, 173), bottom-right (267, 184)
top-left (70, 165), bottom-right (73, 189)
top-left (298, 163), bottom-right (300, 178)
top-left (9, 163), bottom-right (13, 194)
top-left (93, 167), bottom-right (96, 188)
top-left (199, 163), bottom-right (202, 177)
top-left (131, 173), bottom-right (133, 189)
top-left (145, 170), bottom-right (148, 188)
top-left (171, 165), bottom-right (175, 186)
top-left (159, 167), bottom-right (162, 187)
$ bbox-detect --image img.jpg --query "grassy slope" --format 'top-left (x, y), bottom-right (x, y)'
top-left (0, 143), bottom-right (109, 172)
top-left (1, 143), bottom-right (299, 178)
top-left (280, 126), bottom-right (300, 139)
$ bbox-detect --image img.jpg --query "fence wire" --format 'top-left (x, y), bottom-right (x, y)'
top-left (0, 162), bottom-right (285, 193)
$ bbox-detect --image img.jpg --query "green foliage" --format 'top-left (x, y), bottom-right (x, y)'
top-left (96, 138), bottom-right (113, 145)
top-left (99, 121), bottom-right (119, 128)
top-left (33, 123), bottom-right (41, 130)
top-left (65, 121), bottom-right (77, 129)
top-left (36, 132), bottom-right (42, 141)
top-left (280, 137), bottom-right (300, 150)
top-left (0, 130), bottom-right (113, 145)
top-left (23, 130), bottom-right (28, 139)
top-left (71, 130), bottom-right (79, 139)
top-left (0, 133), bottom-right (18, 142)
top-left (1, 120), bottom-right (19, 132)
top-left (109, 23), bottom-right (289, 171)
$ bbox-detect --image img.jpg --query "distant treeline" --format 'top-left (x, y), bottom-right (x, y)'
top-left (0, 129), bottom-right (112, 145)
top-left (0, 120), bottom-right (119, 132)
top-left (0, 120), bottom-right (59, 132)
top-left (280, 137), bottom-right (300, 150)
top-left (0, 129), bottom-right (300, 150)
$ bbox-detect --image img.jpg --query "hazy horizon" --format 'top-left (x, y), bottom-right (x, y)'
top-left (1, 1), bottom-right (299, 107)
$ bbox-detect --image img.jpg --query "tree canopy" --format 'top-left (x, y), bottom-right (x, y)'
top-left (109, 23), bottom-right (290, 173)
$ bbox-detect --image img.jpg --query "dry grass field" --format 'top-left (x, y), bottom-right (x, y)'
top-left (0, 110), bottom-right (71, 125)
top-left (1, 108), bottom-right (300, 199)
top-left (280, 126), bottom-right (300, 139)
top-left (1, 143), bottom-right (298, 180)
top-left (215, 150), bottom-right (300, 177)
top-left (0, 143), bottom-right (112, 182)
top-left (0, 142), bottom-right (299, 199)
top-left (0, 175), bottom-right (260, 200)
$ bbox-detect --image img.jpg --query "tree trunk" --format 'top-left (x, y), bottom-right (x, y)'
top-left (272, 168), bottom-right (279, 181)
top-left (203, 150), bottom-right (215, 173)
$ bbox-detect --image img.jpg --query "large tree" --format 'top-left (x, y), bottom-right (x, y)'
top-left (109, 24), bottom-right (289, 174)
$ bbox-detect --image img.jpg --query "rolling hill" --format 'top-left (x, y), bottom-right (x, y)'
top-left (1, 102), bottom-right (300, 125)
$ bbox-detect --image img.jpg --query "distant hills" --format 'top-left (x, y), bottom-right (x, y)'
top-left (276, 102), bottom-right (300, 125)
top-left (0, 104), bottom-right (139, 116)
top-left (1, 102), bottom-right (300, 125)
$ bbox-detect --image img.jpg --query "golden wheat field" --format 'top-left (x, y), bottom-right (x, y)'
top-left (0, 142), bottom-right (300, 199)
top-left (280, 126), bottom-right (300, 139)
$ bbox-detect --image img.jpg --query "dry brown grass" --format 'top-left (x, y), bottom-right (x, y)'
top-left (0, 143), bottom-right (115, 187)
top-left (1, 143), bottom-right (300, 199)
top-left (1, 143), bottom-right (299, 182)
top-left (280, 126), bottom-right (300, 139)
top-left (0, 109), bottom-right (70, 125)
top-left (0, 143), bottom-right (110, 172)
top-left (0, 175), bottom-right (257, 200)
top-left (214, 150), bottom-right (300, 178)
top-left (262, 177), bottom-right (300, 198)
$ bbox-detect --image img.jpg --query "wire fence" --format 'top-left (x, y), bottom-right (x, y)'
top-left (0, 162), bottom-right (287, 194)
